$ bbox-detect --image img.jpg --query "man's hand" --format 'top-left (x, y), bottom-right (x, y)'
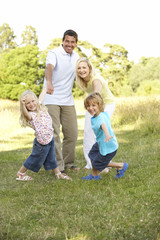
top-left (46, 82), bottom-right (54, 94)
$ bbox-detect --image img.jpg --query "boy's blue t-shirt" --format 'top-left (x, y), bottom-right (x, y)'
top-left (91, 112), bottom-right (118, 155)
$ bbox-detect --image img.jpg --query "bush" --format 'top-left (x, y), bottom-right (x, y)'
top-left (136, 80), bottom-right (160, 96)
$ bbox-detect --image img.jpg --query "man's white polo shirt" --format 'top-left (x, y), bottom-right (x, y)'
top-left (43, 45), bottom-right (79, 106)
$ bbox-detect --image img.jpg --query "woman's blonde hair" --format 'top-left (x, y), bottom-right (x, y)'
top-left (84, 92), bottom-right (104, 112)
top-left (75, 57), bottom-right (95, 91)
top-left (19, 90), bottom-right (47, 127)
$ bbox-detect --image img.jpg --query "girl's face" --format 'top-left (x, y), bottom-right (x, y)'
top-left (86, 101), bottom-right (100, 117)
top-left (25, 94), bottom-right (37, 112)
top-left (77, 61), bottom-right (90, 81)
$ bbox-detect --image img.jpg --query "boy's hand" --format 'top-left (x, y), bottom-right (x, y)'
top-left (104, 135), bottom-right (113, 142)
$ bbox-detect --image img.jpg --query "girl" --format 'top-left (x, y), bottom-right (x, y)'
top-left (16, 89), bottom-right (71, 181)
top-left (76, 57), bottom-right (115, 171)
top-left (82, 92), bottom-right (128, 180)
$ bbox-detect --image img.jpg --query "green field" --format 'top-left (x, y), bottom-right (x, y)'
top-left (0, 96), bottom-right (160, 240)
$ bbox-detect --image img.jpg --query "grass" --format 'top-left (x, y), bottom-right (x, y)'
top-left (0, 96), bottom-right (160, 240)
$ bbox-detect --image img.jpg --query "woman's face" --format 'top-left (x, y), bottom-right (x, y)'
top-left (77, 61), bottom-right (90, 80)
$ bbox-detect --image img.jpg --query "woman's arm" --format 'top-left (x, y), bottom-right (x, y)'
top-left (92, 79), bottom-right (102, 92)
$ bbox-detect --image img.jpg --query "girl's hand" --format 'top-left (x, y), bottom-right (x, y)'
top-left (104, 135), bottom-right (113, 142)
top-left (21, 98), bottom-right (26, 105)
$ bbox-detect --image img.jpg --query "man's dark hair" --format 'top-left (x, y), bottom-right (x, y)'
top-left (63, 30), bottom-right (78, 42)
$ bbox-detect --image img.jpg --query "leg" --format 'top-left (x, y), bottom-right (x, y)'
top-left (46, 105), bottom-right (64, 171)
top-left (92, 166), bottom-right (99, 176)
top-left (99, 102), bottom-right (116, 174)
top-left (83, 110), bottom-right (96, 169)
top-left (107, 162), bottom-right (124, 169)
top-left (61, 106), bottom-right (78, 169)
top-left (107, 162), bottom-right (128, 179)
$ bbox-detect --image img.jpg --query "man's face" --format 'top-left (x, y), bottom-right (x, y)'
top-left (62, 35), bottom-right (77, 54)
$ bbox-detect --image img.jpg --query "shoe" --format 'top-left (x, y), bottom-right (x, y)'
top-left (16, 171), bottom-right (33, 181)
top-left (55, 172), bottom-right (72, 181)
top-left (82, 174), bottom-right (101, 180)
top-left (114, 163), bottom-right (128, 179)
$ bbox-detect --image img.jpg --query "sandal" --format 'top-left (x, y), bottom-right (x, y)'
top-left (55, 172), bottom-right (72, 181)
top-left (114, 163), bottom-right (128, 179)
top-left (16, 171), bottom-right (33, 181)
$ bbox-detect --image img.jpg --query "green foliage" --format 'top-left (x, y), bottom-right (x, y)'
top-left (113, 96), bottom-right (160, 135)
top-left (0, 23), bottom-right (17, 53)
top-left (128, 57), bottom-right (160, 93)
top-left (99, 44), bottom-right (133, 95)
top-left (0, 45), bottom-right (44, 100)
top-left (21, 25), bottom-right (38, 46)
top-left (1, 22), bottom-right (160, 99)
top-left (136, 80), bottom-right (160, 96)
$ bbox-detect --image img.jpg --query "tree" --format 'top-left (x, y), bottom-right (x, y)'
top-left (97, 44), bottom-right (132, 95)
top-left (128, 57), bottom-right (160, 93)
top-left (0, 23), bottom-right (17, 53)
top-left (0, 45), bottom-right (44, 100)
top-left (21, 25), bottom-right (38, 46)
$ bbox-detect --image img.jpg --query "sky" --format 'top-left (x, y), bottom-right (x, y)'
top-left (1, 0), bottom-right (160, 62)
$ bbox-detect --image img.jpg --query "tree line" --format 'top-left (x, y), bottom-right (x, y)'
top-left (0, 23), bottom-right (160, 100)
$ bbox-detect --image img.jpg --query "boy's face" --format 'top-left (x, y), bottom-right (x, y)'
top-left (86, 101), bottom-right (100, 117)
top-left (62, 35), bottom-right (77, 55)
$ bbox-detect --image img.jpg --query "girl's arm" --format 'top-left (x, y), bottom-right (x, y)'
top-left (21, 99), bottom-right (32, 121)
top-left (101, 123), bottom-right (113, 142)
top-left (39, 88), bottom-right (47, 104)
top-left (92, 79), bottom-right (102, 92)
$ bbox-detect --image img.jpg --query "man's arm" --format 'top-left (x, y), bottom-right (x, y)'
top-left (45, 63), bottom-right (54, 94)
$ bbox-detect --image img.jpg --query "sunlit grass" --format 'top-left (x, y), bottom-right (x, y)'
top-left (0, 96), bottom-right (160, 240)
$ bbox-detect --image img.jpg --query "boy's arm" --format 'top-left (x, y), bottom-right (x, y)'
top-left (39, 88), bottom-right (47, 104)
top-left (101, 123), bottom-right (113, 142)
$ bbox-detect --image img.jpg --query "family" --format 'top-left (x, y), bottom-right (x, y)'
top-left (16, 29), bottom-right (128, 182)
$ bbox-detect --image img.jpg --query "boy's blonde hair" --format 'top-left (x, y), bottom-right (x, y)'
top-left (19, 90), bottom-right (47, 127)
top-left (84, 92), bottom-right (104, 112)
top-left (75, 57), bottom-right (95, 91)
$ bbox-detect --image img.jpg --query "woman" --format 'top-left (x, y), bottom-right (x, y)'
top-left (75, 57), bottom-right (115, 170)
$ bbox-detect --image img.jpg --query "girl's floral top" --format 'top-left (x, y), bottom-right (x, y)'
top-left (29, 111), bottom-right (53, 145)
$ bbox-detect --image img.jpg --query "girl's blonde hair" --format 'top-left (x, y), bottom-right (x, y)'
top-left (75, 57), bottom-right (95, 91)
top-left (19, 90), bottom-right (47, 127)
top-left (84, 92), bottom-right (104, 112)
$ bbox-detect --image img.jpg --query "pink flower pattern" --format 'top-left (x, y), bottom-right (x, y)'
top-left (29, 111), bottom-right (53, 145)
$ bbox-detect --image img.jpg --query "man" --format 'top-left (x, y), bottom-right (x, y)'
top-left (43, 29), bottom-right (79, 172)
